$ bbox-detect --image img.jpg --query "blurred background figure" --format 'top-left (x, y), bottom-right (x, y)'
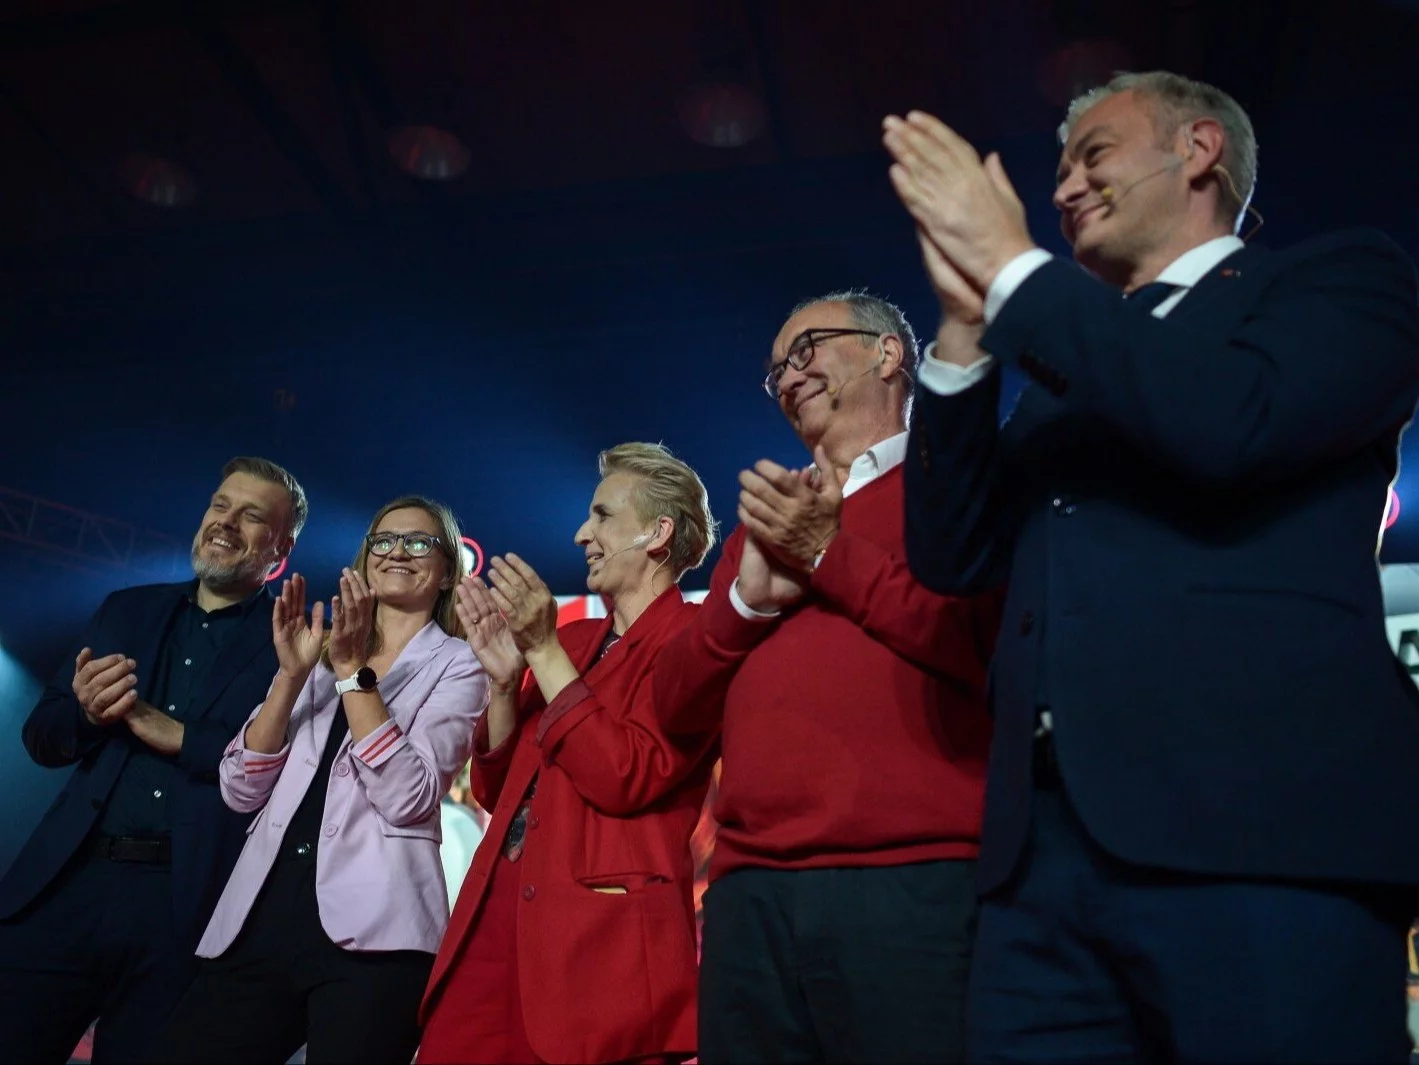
top-left (439, 763), bottom-right (486, 909)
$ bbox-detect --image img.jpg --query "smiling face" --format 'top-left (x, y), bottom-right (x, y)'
top-left (769, 301), bottom-right (886, 451)
top-left (190, 471), bottom-right (294, 595)
top-left (1053, 89), bottom-right (1192, 282)
top-left (361, 506), bottom-right (451, 615)
top-left (574, 472), bottom-right (655, 601)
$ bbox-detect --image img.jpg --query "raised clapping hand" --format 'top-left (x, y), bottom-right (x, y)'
top-left (454, 576), bottom-right (526, 693)
top-left (327, 567), bottom-right (377, 677)
top-left (882, 110), bottom-right (1034, 304)
top-left (272, 573), bottom-right (326, 681)
top-left (483, 554), bottom-right (558, 656)
top-left (738, 447), bottom-right (844, 575)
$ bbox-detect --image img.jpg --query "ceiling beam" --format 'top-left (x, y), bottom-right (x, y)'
top-left (187, 12), bottom-right (355, 215)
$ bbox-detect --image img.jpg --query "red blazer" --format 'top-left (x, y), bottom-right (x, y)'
top-left (421, 586), bottom-right (718, 1064)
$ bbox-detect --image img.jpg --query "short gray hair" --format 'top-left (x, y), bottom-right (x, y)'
top-left (222, 456), bottom-right (308, 538)
top-left (789, 289), bottom-right (919, 400)
top-left (1061, 70), bottom-right (1257, 231)
top-left (598, 442), bottom-right (717, 582)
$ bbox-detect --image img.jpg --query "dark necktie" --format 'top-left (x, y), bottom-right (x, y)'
top-left (1125, 280), bottom-right (1179, 314)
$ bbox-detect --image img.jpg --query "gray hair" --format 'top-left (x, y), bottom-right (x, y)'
top-left (1060, 70), bottom-right (1257, 231)
top-left (598, 442), bottom-right (717, 582)
top-left (222, 456), bottom-right (308, 538)
top-left (789, 289), bottom-right (919, 401)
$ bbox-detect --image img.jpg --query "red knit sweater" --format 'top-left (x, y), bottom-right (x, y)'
top-left (654, 467), bottom-right (1002, 878)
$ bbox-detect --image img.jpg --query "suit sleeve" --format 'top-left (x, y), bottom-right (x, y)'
top-left (906, 365), bottom-right (1018, 597)
top-left (467, 668), bottom-right (533, 812)
top-left (651, 531), bottom-right (779, 736)
top-left (811, 527), bottom-right (1004, 687)
top-left (21, 595), bottom-right (118, 768)
top-left (983, 231), bottom-right (1419, 487)
top-left (534, 609), bottom-right (718, 816)
top-left (348, 651), bottom-right (489, 827)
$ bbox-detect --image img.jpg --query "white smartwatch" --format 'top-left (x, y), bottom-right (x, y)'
top-left (334, 666), bottom-right (378, 696)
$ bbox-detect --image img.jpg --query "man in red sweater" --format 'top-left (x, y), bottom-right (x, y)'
top-left (654, 290), bottom-right (1002, 1063)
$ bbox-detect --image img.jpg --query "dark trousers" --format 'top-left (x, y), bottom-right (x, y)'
top-left (152, 858), bottom-right (434, 1065)
top-left (698, 860), bottom-right (978, 1064)
top-left (968, 782), bottom-right (1413, 1064)
top-left (0, 841), bottom-right (192, 1065)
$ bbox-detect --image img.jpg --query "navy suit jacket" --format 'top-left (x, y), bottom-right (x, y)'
top-left (0, 581), bottom-right (278, 952)
top-left (905, 229), bottom-right (1419, 893)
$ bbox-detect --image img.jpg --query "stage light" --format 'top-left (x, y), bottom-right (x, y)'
top-left (1386, 486), bottom-right (1402, 530)
top-left (117, 152), bottom-right (196, 208)
top-left (677, 81), bottom-right (766, 148)
top-left (460, 536), bottom-right (484, 578)
top-left (388, 125), bottom-right (471, 180)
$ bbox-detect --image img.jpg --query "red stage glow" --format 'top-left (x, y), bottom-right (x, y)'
top-left (460, 536), bottom-right (484, 577)
top-left (1387, 486), bottom-right (1402, 530)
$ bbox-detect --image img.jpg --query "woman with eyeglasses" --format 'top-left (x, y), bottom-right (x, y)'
top-left (417, 443), bottom-right (720, 1065)
top-left (153, 496), bottom-right (488, 1065)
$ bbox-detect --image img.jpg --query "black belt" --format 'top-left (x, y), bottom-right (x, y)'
top-left (92, 834), bottom-right (172, 865)
top-left (1032, 728), bottom-right (1062, 789)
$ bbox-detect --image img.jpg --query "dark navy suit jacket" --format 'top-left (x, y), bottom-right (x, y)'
top-left (0, 581), bottom-right (277, 951)
top-left (905, 229), bottom-right (1419, 893)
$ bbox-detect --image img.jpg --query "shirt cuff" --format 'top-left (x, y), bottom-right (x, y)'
top-left (235, 725), bottom-right (290, 775)
top-left (918, 345), bottom-right (995, 395)
top-left (729, 578), bottom-right (781, 621)
top-left (350, 718), bottom-right (406, 768)
top-left (984, 248), bottom-right (1053, 324)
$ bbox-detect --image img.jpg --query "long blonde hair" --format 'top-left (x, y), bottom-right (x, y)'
top-left (321, 495), bottom-right (467, 668)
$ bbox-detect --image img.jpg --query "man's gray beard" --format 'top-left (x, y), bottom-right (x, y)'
top-left (191, 541), bottom-right (270, 593)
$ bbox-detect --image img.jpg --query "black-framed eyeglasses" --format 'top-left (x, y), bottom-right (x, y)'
top-left (763, 328), bottom-right (883, 398)
top-left (365, 532), bottom-right (445, 558)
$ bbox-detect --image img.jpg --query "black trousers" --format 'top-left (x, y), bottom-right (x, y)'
top-left (152, 857), bottom-right (434, 1065)
top-left (698, 860), bottom-right (978, 1064)
top-left (0, 839), bottom-right (192, 1065)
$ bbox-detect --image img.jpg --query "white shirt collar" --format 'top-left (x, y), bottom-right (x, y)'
top-left (841, 430), bottom-right (908, 498)
top-left (1154, 234), bottom-right (1245, 291)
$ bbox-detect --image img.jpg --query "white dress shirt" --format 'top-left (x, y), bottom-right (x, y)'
top-left (918, 235), bottom-right (1246, 396)
top-left (729, 431), bottom-right (909, 619)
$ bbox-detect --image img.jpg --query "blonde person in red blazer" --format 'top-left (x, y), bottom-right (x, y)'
top-left (418, 442), bottom-right (719, 1065)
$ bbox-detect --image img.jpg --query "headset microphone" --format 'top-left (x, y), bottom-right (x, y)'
top-left (1097, 155), bottom-right (1184, 207)
top-left (826, 353), bottom-right (888, 411)
top-left (592, 531), bottom-right (653, 565)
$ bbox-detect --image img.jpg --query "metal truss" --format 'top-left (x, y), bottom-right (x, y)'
top-left (0, 485), bottom-right (186, 578)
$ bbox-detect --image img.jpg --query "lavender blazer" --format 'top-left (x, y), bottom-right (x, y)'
top-left (197, 621), bottom-right (488, 957)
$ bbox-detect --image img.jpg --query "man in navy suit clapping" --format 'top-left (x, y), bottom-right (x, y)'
top-left (885, 71), bottom-right (1419, 1062)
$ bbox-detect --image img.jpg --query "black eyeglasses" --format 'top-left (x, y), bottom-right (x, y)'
top-left (365, 532), bottom-right (445, 558)
top-left (763, 328), bottom-right (883, 398)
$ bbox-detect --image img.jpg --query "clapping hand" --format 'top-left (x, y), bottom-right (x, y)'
top-left (272, 573), bottom-right (326, 681)
top-left (882, 111), bottom-right (1033, 301)
top-left (72, 649), bottom-right (139, 727)
top-left (483, 554), bottom-right (559, 656)
top-left (737, 447), bottom-right (844, 574)
top-left (454, 576), bottom-right (526, 694)
top-left (327, 567), bottom-right (377, 677)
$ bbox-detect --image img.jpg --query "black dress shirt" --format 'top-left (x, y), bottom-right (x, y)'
top-left (98, 581), bottom-right (266, 838)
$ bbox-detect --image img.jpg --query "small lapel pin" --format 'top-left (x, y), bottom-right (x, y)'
top-left (1220, 267), bottom-right (1240, 278)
